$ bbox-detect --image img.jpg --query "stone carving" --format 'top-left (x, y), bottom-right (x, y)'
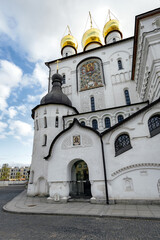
top-left (123, 177), bottom-right (133, 191)
top-left (140, 170), bottom-right (148, 176)
top-left (61, 134), bottom-right (93, 149)
top-left (111, 71), bottom-right (131, 84)
top-left (111, 163), bottom-right (160, 176)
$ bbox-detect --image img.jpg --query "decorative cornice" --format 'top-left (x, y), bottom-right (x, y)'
top-left (111, 163), bottom-right (160, 177)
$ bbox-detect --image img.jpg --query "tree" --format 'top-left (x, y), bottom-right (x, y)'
top-left (16, 172), bottom-right (21, 180)
top-left (0, 166), bottom-right (10, 181)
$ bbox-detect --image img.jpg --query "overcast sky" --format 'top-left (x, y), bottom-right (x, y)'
top-left (0, 0), bottom-right (159, 167)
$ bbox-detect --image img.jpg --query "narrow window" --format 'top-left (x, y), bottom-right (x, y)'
top-left (81, 121), bottom-right (85, 126)
top-left (124, 89), bottom-right (131, 105)
top-left (113, 38), bottom-right (116, 43)
top-left (44, 117), bottom-right (47, 128)
top-left (44, 108), bottom-right (47, 114)
top-left (55, 116), bottom-right (59, 128)
top-left (66, 53), bottom-right (68, 57)
top-left (42, 134), bottom-right (47, 146)
top-left (36, 120), bottom-right (39, 130)
top-left (115, 134), bottom-right (132, 156)
top-left (92, 119), bottom-right (98, 130)
top-left (91, 96), bottom-right (95, 111)
top-left (62, 74), bottom-right (66, 85)
top-left (148, 115), bottom-right (160, 137)
top-left (118, 115), bottom-right (124, 123)
top-left (118, 59), bottom-right (123, 70)
top-left (105, 117), bottom-right (111, 128)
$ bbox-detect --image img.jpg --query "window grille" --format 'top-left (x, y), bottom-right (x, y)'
top-left (90, 96), bottom-right (95, 111)
top-left (115, 134), bottom-right (132, 156)
top-left (55, 116), bottom-right (59, 128)
top-left (117, 115), bottom-right (124, 123)
top-left (92, 119), bottom-right (98, 130)
top-left (124, 89), bottom-right (131, 105)
top-left (105, 117), bottom-right (111, 128)
top-left (148, 115), bottom-right (160, 137)
top-left (118, 59), bottom-right (123, 70)
top-left (81, 121), bottom-right (85, 126)
top-left (62, 74), bottom-right (66, 84)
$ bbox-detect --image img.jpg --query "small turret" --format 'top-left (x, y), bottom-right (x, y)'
top-left (41, 73), bottom-right (72, 107)
top-left (103, 10), bottom-right (123, 44)
top-left (60, 26), bottom-right (78, 57)
top-left (82, 12), bottom-right (102, 51)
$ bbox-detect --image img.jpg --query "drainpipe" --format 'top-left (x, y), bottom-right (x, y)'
top-left (100, 136), bottom-right (109, 204)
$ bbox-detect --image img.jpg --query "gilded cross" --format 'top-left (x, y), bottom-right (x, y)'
top-left (56, 60), bottom-right (61, 73)
top-left (67, 25), bottom-right (72, 35)
top-left (89, 11), bottom-right (93, 28)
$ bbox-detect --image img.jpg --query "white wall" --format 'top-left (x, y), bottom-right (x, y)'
top-left (48, 38), bottom-right (140, 113)
top-left (103, 101), bottom-right (160, 201)
top-left (47, 122), bottom-right (106, 201)
top-left (27, 104), bottom-right (77, 196)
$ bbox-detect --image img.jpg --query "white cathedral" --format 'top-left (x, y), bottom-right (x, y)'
top-left (27, 8), bottom-right (160, 204)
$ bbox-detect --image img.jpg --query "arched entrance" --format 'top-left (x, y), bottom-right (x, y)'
top-left (70, 160), bottom-right (91, 198)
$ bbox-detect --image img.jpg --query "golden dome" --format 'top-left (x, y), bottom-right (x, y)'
top-left (82, 28), bottom-right (102, 50)
top-left (103, 19), bottom-right (123, 40)
top-left (61, 34), bottom-right (78, 52)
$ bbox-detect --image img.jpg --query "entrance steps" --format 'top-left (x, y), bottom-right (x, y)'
top-left (68, 198), bottom-right (90, 203)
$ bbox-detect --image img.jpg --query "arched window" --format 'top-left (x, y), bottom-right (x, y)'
top-left (113, 38), bottom-right (116, 43)
top-left (81, 121), bottom-right (85, 126)
top-left (42, 134), bottom-right (47, 146)
top-left (115, 134), bottom-right (132, 156)
top-left (92, 119), bottom-right (98, 130)
top-left (124, 89), bottom-right (131, 105)
top-left (105, 117), bottom-right (111, 128)
top-left (118, 59), bottom-right (123, 70)
top-left (90, 96), bottom-right (95, 111)
top-left (44, 117), bottom-right (47, 128)
top-left (55, 116), bottom-right (59, 128)
top-left (62, 74), bottom-right (66, 84)
top-left (117, 115), bottom-right (124, 123)
top-left (148, 115), bottom-right (160, 137)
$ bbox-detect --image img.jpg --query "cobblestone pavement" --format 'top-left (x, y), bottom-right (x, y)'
top-left (1, 185), bottom-right (160, 240)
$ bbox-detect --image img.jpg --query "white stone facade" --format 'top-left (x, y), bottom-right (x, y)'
top-left (27, 8), bottom-right (160, 204)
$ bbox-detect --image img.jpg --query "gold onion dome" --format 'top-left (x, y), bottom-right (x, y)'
top-left (82, 12), bottom-right (102, 51)
top-left (103, 19), bottom-right (123, 40)
top-left (82, 28), bottom-right (102, 50)
top-left (60, 26), bottom-right (78, 53)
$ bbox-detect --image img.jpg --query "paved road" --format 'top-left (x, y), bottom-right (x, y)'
top-left (0, 185), bottom-right (160, 240)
